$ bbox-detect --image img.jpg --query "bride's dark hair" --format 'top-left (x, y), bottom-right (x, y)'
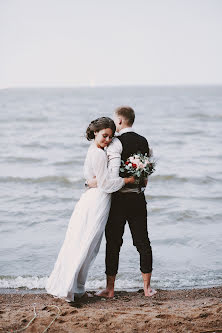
top-left (86, 117), bottom-right (116, 141)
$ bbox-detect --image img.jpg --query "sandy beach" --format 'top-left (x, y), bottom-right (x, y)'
top-left (0, 287), bottom-right (222, 332)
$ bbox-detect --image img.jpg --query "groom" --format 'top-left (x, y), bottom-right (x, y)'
top-left (90, 106), bottom-right (156, 297)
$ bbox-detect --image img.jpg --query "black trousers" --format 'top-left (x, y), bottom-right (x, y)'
top-left (105, 191), bottom-right (153, 275)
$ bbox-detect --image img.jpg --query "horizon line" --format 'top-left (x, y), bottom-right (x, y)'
top-left (1, 83), bottom-right (222, 90)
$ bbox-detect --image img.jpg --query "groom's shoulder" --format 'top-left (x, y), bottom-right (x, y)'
top-left (109, 136), bottom-right (122, 148)
top-left (108, 136), bottom-right (121, 146)
top-left (106, 137), bottom-right (122, 154)
top-left (121, 131), bottom-right (148, 143)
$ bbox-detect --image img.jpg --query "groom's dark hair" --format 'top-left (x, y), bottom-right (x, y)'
top-left (115, 106), bottom-right (135, 126)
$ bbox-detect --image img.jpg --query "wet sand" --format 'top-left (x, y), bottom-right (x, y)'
top-left (0, 287), bottom-right (222, 332)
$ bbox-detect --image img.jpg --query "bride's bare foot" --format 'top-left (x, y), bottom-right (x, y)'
top-left (144, 287), bottom-right (157, 297)
top-left (96, 289), bottom-right (114, 298)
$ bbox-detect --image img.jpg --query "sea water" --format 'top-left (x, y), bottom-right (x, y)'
top-left (0, 86), bottom-right (222, 292)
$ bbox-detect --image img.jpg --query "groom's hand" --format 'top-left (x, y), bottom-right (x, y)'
top-left (87, 177), bottom-right (97, 188)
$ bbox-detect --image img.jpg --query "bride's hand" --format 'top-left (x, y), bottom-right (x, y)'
top-left (124, 176), bottom-right (135, 184)
top-left (87, 177), bottom-right (97, 188)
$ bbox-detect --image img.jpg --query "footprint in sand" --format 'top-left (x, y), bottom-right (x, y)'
top-left (21, 319), bottom-right (28, 323)
top-left (156, 314), bottom-right (171, 319)
top-left (199, 312), bottom-right (211, 318)
top-left (153, 302), bottom-right (163, 306)
top-left (61, 311), bottom-right (68, 316)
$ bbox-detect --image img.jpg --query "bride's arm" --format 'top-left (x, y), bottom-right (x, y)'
top-left (87, 137), bottom-right (123, 189)
top-left (91, 148), bottom-right (133, 193)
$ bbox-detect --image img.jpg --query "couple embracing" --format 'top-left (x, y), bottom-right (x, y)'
top-left (46, 106), bottom-right (156, 301)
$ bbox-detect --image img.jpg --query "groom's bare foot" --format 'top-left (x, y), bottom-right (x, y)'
top-left (144, 287), bottom-right (157, 297)
top-left (96, 289), bottom-right (114, 298)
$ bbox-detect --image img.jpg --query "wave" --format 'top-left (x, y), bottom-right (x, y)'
top-left (0, 273), bottom-right (221, 291)
top-left (0, 117), bottom-right (49, 123)
top-left (151, 174), bottom-right (189, 182)
top-left (189, 112), bottom-right (222, 120)
top-left (5, 156), bottom-right (44, 163)
top-left (14, 117), bottom-right (49, 123)
top-left (4, 157), bottom-right (84, 166)
top-left (151, 174), bottom-right (220, 184)
top-left (53, 160), bottom-right (83, 166)
top-left (145, 194), bottom-right (179, 200)
top-left (21, 142), bottom-right (84, 150)
top-left (0, 275), bottom-right (140, 291)
top-left (21, 143), bottom-right (49, 149)
top-left (146, 194), bottom-right (222, 201)
top-left (0, 175), bottom-right (84, 186)
top-left (0, 276), bottom-right (47, 289)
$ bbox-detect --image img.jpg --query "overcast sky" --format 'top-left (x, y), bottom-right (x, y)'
top-left (0, 0), bottom-right (222, 88)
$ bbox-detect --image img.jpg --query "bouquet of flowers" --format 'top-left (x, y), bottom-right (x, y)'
top-left (120, 152), bottom-right (156, 186)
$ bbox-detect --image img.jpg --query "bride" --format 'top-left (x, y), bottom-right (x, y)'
top-left (45, 117), bottom-right (134, 302)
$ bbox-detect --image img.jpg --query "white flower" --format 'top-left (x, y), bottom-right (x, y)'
top-left (133, 158), bottom-right (140, 166)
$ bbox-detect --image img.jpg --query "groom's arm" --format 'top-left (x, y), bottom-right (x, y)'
top-left (106, 137), bottom-right (123, 177)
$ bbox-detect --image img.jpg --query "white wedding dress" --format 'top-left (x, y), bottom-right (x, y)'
top-left (45, 142), bottom-right (124, 301)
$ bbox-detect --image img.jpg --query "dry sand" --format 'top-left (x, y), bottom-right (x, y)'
top-left (0, 287), bottom-right (222, 332)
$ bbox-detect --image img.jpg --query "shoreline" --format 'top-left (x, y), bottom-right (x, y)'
top-left (1, 282), bottom-right (222, 294)
top-left (0, 286), bottom-right (222, 332)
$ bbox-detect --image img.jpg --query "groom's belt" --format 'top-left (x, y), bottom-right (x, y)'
top-left (118, 184), bottom-right (145, 194)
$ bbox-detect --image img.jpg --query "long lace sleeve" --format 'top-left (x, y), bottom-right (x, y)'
top-left (91, 148), bottom-right (125, 193)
